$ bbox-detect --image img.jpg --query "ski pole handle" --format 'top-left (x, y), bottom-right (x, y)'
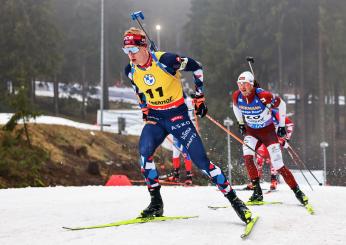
top-left (246, 56), bottom-right (255, 77)
top-left (246, 56), bottom-right (254, 63)
top-left (130, 11), bottom-right (157, 52)
top-left (131, 11), bottom-right (144, 20)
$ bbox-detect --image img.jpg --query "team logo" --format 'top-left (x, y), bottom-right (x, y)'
top-left (170, 115), bottom-right (184, 122)
top-left (143, 74), bottom-right (155, 86)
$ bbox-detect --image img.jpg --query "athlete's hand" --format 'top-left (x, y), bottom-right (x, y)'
top-left (277, 126), bottom-right (286, 138)
top-left (279, 138), bottom-right (289, 148)
top-left (141, 107), bottom-right (149, 122)
top-left (193, 94), bottom-right (208, 118)
top-left (238, 123), bottom-right (246, 136)
top-left (282, 140), bottom-right (289, 149)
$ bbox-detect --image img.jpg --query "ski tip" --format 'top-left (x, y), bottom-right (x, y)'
top-left (62, 226), bottom-right (78, 231)
top-left (305, 204), bottom-right (315, 215)
top-left (241, 215), bottom-right (259, 239)
top-left (63, 226), bottom-right (87, 231)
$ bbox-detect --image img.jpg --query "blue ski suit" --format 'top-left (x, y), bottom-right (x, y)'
top-left (125, 51), bottom-right (231, 194)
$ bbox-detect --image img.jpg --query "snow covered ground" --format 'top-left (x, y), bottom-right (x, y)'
top-left (0, 184), bottom-right (345, 245)
top-left (0, 104), bottom-right (343, 244)
top-left (35, 81), bottom-right (138, 104)
top-left (0, 113), bottom-right (104, 131)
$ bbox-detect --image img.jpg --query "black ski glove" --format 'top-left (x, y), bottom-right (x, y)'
top-left (238, 123), bottom-right (246, 136)
top-left (193, 94), bottom-right (208, 118)
top-left (277, 126), bottom-right (286, 138)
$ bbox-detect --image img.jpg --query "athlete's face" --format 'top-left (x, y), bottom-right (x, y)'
top-left (123, 45), bottom-right (149, 66)
top-left (237, 81), bottom-right (254, 97)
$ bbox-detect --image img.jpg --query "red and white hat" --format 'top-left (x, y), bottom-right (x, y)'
top-left (237, 71), bottom-right (254, 85)
top-left (123, 33), bottom-right (147, 46)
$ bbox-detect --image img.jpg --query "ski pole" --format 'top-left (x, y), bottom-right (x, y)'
top-left (194, 106), bottom-right (200, 133)
top-left (286, 148), bottom-right (314, 191)
top-left (165, 135), bottom-right (188, 159)
top-left (246, 56), bottom-right (255, 77)
top-left (130, 11), bottom-right (158, 52)
top-left (287, 145), bottom-right (322, 186)
top-left (205, 114), bottom-right (266, 159)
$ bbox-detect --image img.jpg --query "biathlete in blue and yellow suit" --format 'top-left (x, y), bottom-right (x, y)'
top-left (122, 27), bottom-right (253, 224)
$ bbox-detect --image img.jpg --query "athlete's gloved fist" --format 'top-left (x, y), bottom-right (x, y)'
top-left (282, 140), bottom-right (290, 149)
top-left (141, 107), bottom-right (149, 122)
top-left (238, 123), bottom-right (246, 136)
top-left (277, 126), bottom-right (286, 138)
top-left (193, 94), bottom-right (208, 118)
top-left (279, 138), bottom-right (289, 148)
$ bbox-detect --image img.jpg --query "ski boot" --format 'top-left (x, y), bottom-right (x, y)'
top-left (249, 178), bottom-right (263, 202)
top-left (173, 168), bottom-right (180, 182)
top-left (270, 175), bottom-right (278, 190)
top-left (184, 171), bottom-right (193, 185)
top-left (292, 186), bottom-right (309, 205)
top-left (140, 187), bottom-right (164, 218)
top-left (225, 191), bottom-right (252, 224)
top-left (168, 168), bottom-right (180, 182)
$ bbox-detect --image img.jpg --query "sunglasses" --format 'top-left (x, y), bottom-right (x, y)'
top-left (122, 46), bottom-right (140, 54)
top-left (237, 81), bottom-right (253, 85)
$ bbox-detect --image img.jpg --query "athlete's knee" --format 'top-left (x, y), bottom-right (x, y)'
top-left (267, 143), bottom-right (284, 170)
top-left (243, 145), bottom-right (255, 156)
top-left (139, 140), bottom-right (156, 157)
top-left (244, 155), bottom-right (254, 163)
top-left (243, 137), bottom-right (256, 156)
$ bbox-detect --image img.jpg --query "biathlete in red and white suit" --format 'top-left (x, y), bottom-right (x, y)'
top-left (254, 110), bottom-right (294, 190)
top-left (232, 71), bottom-right (309, 205)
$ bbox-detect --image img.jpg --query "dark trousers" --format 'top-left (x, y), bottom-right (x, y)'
top-left (139, 104), bottom-right (230, 193)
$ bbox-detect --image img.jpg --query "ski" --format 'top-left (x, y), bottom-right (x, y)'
top-left (208, 205), bottom-right (230, 210)
top-left (158, 172), bottom-right (173, 180)
top-left (233, 187), bottom-right (269, 191)
top-left (63, 215), bottom-right (198, 231)
top-left (245, 200), bottom-right (283, 206)
top-left (209, 200), bottom-right (282, 210)
top-left (264, 189), bottom-right (278, 194)
top-left (241, 216), bottom-right (259, 239)
top-left (304, 203), bottom-right (314, 215)
top-left (158, 181), bottom-right (185, 186)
